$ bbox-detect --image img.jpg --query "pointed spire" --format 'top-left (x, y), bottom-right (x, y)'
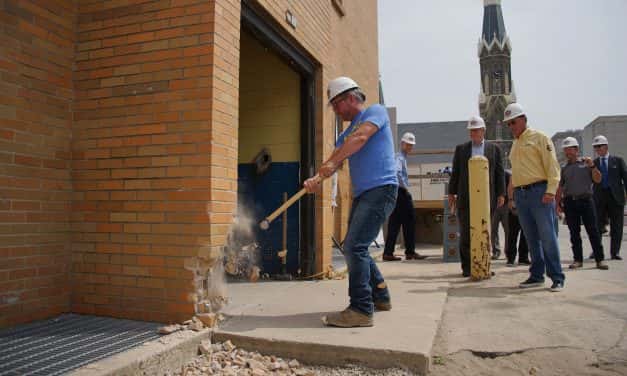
top-left (482, 0), bottom-right (507, 44)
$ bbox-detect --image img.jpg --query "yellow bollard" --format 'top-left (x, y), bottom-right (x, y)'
top-left (468, 156), bottom-right (491, 280)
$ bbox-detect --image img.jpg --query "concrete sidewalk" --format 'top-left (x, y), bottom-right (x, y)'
top-left (66, 226), bottom-right (626, 375)
top-left (216, 228), bottom-right (627, 375)
top-left (215, 246), bottom-right (452, 374)
top-left (430, 230), bottom-right (627, 375)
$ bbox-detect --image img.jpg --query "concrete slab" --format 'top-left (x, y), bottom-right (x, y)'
top-left (66, 225), bottom-right (627, 376)
top-left (426, 227), bottom-right (627, 376)
top-left (434, 230), bottom-right (627, 360)
top-left (216, 246), bottom-right (454, 375)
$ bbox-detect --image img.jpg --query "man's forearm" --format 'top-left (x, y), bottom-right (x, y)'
top-left (325, 134), bottom-right (368, 167)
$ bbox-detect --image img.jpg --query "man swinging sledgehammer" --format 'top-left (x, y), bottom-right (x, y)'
top-left (304, 77), bottom-right (398, 328)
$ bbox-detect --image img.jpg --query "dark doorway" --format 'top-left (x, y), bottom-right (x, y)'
top-left (238, 2), bottom-right (316, 277)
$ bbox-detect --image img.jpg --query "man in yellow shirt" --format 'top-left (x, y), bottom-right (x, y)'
top-left (505, 103), bottom-right (565, 292)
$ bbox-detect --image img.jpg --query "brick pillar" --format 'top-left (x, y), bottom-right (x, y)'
top-left (72, 0), bottom-right (238, 323)
top-left (206, 0), bottom-right (240, 269)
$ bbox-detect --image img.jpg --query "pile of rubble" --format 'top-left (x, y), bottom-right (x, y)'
top-left (173, 340), bottom-right (414, 376)
top-left (158, 314), bottom-right (223, 335)
top-left (223, 211), bottom-right (262, 282)
top-left (173, 340), bottom-right (313, 376)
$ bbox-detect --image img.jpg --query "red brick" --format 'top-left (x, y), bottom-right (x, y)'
top-left (10, 268), bottom-right (38, 280)
top-left (14, 155), bottom-right (42, 167)
top-left (96, 224), bottom-right (123, 233)
top-left (127, 32), bottom-right (155, 44)
top-left (0, 130), bottom-right (15, 140)
top-left (137, 256), bottom-right (165, 267)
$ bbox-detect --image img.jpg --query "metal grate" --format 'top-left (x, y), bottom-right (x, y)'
top-left (0, 314), bottom-right (161, 376)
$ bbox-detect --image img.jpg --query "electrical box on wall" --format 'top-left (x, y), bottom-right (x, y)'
top-left (285, 10), bottom-right (297, 29)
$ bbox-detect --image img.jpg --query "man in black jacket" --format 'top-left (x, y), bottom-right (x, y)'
top-left (448, 116), bottom-right (506, 277)
top-left (592, 135), bottom-right (627, 260)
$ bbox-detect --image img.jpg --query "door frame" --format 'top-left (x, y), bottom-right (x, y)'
top-left (241, 1), bottom-right (317, 276)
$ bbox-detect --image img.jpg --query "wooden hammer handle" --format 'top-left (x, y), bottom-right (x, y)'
top-left (264, 175), bottom-right (321, 224)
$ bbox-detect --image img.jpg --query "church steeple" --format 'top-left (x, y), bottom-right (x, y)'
top-left (482, 0), bottom-right (507, 45)
top-left (478, 0), bottom-right (516, 141)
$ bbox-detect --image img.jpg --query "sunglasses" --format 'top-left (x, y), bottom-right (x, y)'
top-left (330, 94), bottom-right (349, 108)
top-left (506, 119), bottom-right (516, 127)
top-left (593, 145), bottom-right (605, 149)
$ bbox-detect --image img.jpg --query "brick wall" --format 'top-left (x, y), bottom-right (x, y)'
top-left (1, 0), bottom-right (379, 326)
top-left (0, 0), bottom-right (76, 327)
top-left (72, 0), bottom-right (239, 323)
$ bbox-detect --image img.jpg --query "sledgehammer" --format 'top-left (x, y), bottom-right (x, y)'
top-left (259, 175), bottom-right (322, 230)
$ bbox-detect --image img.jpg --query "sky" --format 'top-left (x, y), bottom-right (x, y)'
top-left (378, 0), bottom-right (627, 137)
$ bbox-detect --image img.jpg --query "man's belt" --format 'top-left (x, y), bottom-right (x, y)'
top-left (565, 193), bottom-right (592, 200)
top-left (515, 180), bottom-right (547, 190)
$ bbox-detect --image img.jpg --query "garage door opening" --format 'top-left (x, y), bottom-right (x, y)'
top-left (229, 4), bottom-right (316, 280)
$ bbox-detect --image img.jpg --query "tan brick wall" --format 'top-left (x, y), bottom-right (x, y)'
top-left (72, 0), bottom-right (238, 323)
top-left (0, 0), bottom-right (76, 328)
top-left (1, 0), bottom-right (379, 326)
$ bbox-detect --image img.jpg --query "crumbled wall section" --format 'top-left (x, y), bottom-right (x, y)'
top-left (0, 0), bottom-right (76, 328)
top-left (72, 0), bottom-right (238, 323)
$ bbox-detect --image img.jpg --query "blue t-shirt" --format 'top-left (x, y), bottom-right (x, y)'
top-left (336, 104), bottom-right (398, 197)
top-left (396, 152), bottom-right (409, 189)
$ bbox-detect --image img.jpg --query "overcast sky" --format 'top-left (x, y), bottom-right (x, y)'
top-left (378, 0), bottom-right (627, 137)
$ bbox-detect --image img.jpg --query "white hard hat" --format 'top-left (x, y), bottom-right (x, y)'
top-left (592, 135), bottom-right (608, 146)
top-left (400, 132), bottom-right (416, 145)
top-left (327, 76), bottom-right (360, 103)
top-left (503, 103), bottom-right (525, 122)
top-left (561, 137), bottom-right (579, 149)
top-left (467, 116), bottom-right (486, 130)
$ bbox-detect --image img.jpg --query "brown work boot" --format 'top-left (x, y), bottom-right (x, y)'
top-left (596, 261), bottom-right (609, 270)
top-left (382, 255), bottom-right (402, 261)
top-left (322, 308), bottom-right (373, 328)
top-left (569, 261), bottom-right (583, 269)
top-left (405, 253), bottom-right (428, 260)
top-left (374, 300), bottom-right (392, 311)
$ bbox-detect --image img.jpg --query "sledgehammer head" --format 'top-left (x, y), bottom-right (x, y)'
top-left (259, 219), bottom-right (270, 231)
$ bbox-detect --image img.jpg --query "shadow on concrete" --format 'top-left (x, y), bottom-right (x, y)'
top-left (384, 273), bottom-right (460, 282)
top-left (220, 312), bottom-right (334, 331)
top-left (446, 285), bottom-right (553, 298)
top-left (407, 287), bottom-right (449, 294)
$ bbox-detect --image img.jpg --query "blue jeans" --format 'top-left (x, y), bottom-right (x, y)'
top-left (343, 184), bottom-right (397, 315)
top-left (514, 182), bottom-right (565, 283)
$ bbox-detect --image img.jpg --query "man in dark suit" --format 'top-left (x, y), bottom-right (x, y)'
top-left (448, 116), bottom-right (506, 277)
top-left (592, 135), bottom-right (627, 260)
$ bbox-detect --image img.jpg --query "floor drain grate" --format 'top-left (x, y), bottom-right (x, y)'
top-left (0, 313), bottom-right (161, 375)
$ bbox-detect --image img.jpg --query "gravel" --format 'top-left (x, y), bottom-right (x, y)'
top-left (171, 340), bottom-right (417, 376)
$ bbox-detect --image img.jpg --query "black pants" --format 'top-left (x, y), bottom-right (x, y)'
top-left (491, 205), bottom-right (509, 255)
top-left (384, 187), bottom-right (416, 255)
top-left (457, 208), bottom-right (471, 273)
top-left (564, 196), bottom-right (605, 262)
top-left (595, 189), bottom-right (624, 257)
top-left (506, 211), bottom-right (529, 263)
